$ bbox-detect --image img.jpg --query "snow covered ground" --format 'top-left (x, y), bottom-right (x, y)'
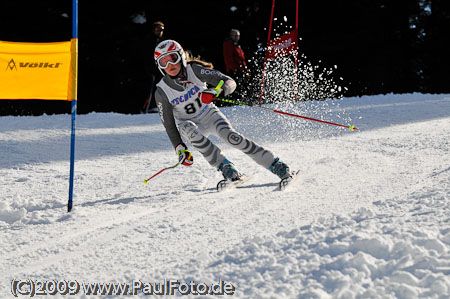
top-left (1, 93), bottom-right (449, 298)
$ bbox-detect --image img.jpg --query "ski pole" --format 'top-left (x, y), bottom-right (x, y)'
top-left (213, 81), bottom-right (357, 131)
top-left (143, 162), bottom-right (180, 184)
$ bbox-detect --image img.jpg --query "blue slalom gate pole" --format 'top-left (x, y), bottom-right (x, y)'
top-left (68, 0), bottom-right (78, 212)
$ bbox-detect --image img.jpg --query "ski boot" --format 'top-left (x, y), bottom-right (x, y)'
top-left (217, 159), bottom-right (243, 191)
top-left (270, 158), bottom-right (295, 190)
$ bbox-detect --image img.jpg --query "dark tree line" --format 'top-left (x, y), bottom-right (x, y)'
top-left (0, 0), bottom-right (449, 116)
top-left (300, 0), bottom-right (450, 95)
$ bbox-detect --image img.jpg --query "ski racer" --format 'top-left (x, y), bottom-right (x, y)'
top-left (153, 39), bottom-right (293, 184)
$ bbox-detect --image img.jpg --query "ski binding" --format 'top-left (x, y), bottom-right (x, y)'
top-left (217, 175), bottom-right (248, 191)
top-left (279, 170), bottom-right (300, 191)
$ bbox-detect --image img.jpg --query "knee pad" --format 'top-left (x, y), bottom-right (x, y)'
top-left (179, 121), bottom-right (200, 142)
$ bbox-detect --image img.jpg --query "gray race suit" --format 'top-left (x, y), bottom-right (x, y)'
top-left (154, 62), bottom-right (275, 169)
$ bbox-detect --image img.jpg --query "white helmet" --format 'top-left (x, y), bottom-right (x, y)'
top-left (154, 40), bottom-right (187, 75)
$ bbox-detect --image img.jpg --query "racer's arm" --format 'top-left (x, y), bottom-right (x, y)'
top-left (191, 63), bottom-right (236, 96)
top-left (154, 87), bottom-right (183, 148)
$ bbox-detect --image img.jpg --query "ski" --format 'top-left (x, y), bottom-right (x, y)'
top-left (216, 170), bottom-right (299, 191)
top-left (216, 175), bottom-right (248, 192)
top-left (279, 170), bottom-right (300, 191)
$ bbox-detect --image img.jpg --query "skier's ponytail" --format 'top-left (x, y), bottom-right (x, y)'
top-left (185, 50), bottom-right (213, 69)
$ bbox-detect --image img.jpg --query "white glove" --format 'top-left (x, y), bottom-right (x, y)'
top-left (175, 143), bottom-right (193, 166)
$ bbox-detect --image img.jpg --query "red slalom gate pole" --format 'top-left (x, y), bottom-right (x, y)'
top-left (272, 109), bottom-right (357, 130)
top-left (217, 97), bottom-right (358, 131)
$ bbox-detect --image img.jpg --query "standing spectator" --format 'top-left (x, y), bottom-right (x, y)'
top-left (223, 29), bottom-right (248, 98)
top-left (142, 21), bottom-right (166, 113)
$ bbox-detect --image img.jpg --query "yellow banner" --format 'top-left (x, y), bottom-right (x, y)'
top-left (0, 40), bottom-right (76, 100)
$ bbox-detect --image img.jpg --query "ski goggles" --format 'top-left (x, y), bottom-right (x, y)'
top-left (157, 52), bottom-right (181, 69)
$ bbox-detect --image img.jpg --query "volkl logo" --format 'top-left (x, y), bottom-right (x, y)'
top-left (5, 58), bottom-right (62, 71)
top-left (6, 59), bottom-right (17, 71)
top-left (19, 62), bottom-right (63, 68)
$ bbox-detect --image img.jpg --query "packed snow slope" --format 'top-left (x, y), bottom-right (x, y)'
top-left (1, 93), bottom-right (449, 298)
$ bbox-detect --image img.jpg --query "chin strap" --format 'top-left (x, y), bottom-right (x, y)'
top-left (171, 66), bottom-right (186, 80)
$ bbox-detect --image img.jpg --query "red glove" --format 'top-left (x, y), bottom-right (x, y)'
top-left (175, 143), bottom-right (193, 166)
top-left (199, 88), bottom-right (219, 104)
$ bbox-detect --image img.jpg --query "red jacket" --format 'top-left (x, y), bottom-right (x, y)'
top-left (223, 39), bottom-right (246, 73)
